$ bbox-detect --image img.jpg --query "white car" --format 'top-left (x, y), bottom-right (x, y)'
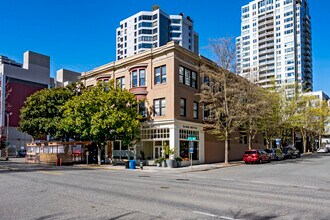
top-left (317, 147), bottom-right (329, 153)
top-left (325, 144), bottom-right (330, 151)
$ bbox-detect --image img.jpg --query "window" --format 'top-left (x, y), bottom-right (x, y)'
top-left (179, 66), bottom-right (198, 89)
top-left (180, 98), bottom-right (186, 116)
top-left (154, 65), bottom-right (166, 85)
top-left (139, 102), bottom-right (147, 117)
top-left (130, 68), bottom-right (146, 88)
top-left (154, 98), bottom-right (166, 116)
top-left (132, 70), bottom-right (138, 87)
top-left (139, 69), bottom-right (145, 86)
top-left (116, 77), bottom-right (125, 89)
top-left (193, 102), bottom-right (198, 119)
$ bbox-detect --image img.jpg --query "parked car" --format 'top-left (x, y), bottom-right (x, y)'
top-left (243, 149), bottom-right (271, 164)
top-left (16, 149), bottom-right (27, 158)
top-left (288, 146), bottom-right (301, 158)
top-left (282, 147), bottom-right (293, 159)
top-left (282, 146), bottom-right (300, 159)
top-left (265, 148), bottom-right (284, 160)
top-left (317, 147), bottom-right (329, 153)
top-left (325, 144), bottom-right (330, 151)
top-left (264, 148), bottom-right (285, 160)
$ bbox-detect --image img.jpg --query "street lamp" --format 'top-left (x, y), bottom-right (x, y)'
top-left (5, 112), bottom-right (12, 160)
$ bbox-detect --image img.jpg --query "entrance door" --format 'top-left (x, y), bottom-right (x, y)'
top-left (154, 146), bottom-right (163, 159)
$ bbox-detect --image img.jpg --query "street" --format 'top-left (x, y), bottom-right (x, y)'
top-left (1, 154), bottom-right (330, 220)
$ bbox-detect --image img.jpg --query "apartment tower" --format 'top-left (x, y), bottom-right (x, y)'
top-left (236, 0), bottom-right (312, 96)
top-left (116, 6), bottom-right (199, 60)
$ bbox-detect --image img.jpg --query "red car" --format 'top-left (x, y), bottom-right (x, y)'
top-left (243, 149), bottom-right (271, 164)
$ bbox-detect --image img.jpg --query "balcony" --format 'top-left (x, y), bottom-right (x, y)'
top-left (259, 48), bottom-right (274, 55)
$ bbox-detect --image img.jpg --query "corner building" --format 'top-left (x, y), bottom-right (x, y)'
top-left (81, 42), bottom-right (264, 164)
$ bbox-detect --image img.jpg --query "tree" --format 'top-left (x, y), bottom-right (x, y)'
top-left (258, 88), bottom-right (282, 148)
top-left (19, 82), bottom-right (83, 140)
top-left (199, 37), bottom-right (247, 164)
top-left (242, 80), bottom-right (269, 149)
top-left (60, 81), bottom-right (142, 165)
top-left (286, 94), bottom-right (317, 153)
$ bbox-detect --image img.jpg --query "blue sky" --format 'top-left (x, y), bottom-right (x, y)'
top-left (1, 0), bottom-right (329, 94)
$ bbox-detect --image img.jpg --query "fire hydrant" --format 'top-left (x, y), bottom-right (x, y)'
top-left (139, 162), bottom-right (144, 170)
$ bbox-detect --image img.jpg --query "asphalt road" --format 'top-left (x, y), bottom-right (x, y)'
top-left (1, 154), bottom-right (330, 220)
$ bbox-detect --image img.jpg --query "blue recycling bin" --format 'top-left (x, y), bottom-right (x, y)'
top-left (129, 160), bottom-right (136, 169)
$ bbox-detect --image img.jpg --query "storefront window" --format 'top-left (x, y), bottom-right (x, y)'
top-left (179, 141), bottom-right (199, 160)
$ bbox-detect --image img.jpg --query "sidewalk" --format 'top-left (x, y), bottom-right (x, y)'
top-left (73, 161), bottom-right (244, 173)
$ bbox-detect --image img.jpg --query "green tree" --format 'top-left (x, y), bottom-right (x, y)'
top-left (19, 82), bottom-right (83, 140)
top-left (199, 37), bottom-right (247, 164)
top-left (60, 81), bottom-right (142, 165)
top-left (241, 79), bottom-right (269, 149)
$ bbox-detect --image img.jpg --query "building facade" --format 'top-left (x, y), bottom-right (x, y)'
top-left (81, 42), bottom-right (264, 164)
top-left (236, 0), bottom-right (312, 96)
top-left (116, 6), bottom-right (199, 60)
top-left (0, 51), bottom-right (51, 154)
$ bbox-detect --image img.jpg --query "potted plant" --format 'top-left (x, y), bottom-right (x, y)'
top-left (164, 144), bottom-right (176, 168)
top-left (154, 157), bottom-right (164, 167)
top-left (175, 156), bottom-right (183, 167)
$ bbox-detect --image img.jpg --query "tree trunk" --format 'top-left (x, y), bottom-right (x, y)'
top-left (319, 135), bottom-right (322, 149)
top-left (97, 146), bottom-right (102, 165)
top-left (224, 129), bottom-right (229, 164)
top-left (292, 128), bottom-right (295, 147)
top-left (302, 132), bottom-right (307, 153)
top-left (248, 133), bottom-right (252, 150)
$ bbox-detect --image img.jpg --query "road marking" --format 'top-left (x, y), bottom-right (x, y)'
top-left (193, 211), bottom-right (237, 220)
top-left (39, 171), bottom-right (63, 175)
top-left (303, 185), bottom-right (319, 190)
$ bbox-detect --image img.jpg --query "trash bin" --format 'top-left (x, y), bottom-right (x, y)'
top-left (129, 160), bottom-right (136, 169)
top-left (125, 161), bottom-right (129, 169)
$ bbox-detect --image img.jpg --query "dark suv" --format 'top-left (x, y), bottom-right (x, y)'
top-left (16, 150), bottom-right (27, 158)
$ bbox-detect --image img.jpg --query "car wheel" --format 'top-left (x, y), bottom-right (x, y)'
top-left (268, 158), bottom-right (271, 163)
top-left (259, 159), bottom-right (262, 164)
top-left (245, 161), bottom-right (248, 164)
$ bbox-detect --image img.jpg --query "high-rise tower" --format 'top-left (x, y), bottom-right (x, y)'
top-left (236, 0), bottom-right (312, 96)
top-left (116, 6), bottom-right (199, 60)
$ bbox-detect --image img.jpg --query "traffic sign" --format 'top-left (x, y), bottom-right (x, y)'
top-left (275, 139), bottom-right (281, 145)
top-left (189, 147), bottom-right (194, 153)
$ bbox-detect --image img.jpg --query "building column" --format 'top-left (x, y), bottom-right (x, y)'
top-left (169, 124), bottom-right (179, 158)
top-left (199, 130), bottom-right (205, 163)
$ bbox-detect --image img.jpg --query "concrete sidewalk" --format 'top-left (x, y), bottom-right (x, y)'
top-left (73, 161), bottom-right (244, 173)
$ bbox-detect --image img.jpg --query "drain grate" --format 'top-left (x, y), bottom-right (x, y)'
top-left (160, 186), bottom-right (170, 189)
top-left (176, 178), bottom-right (189, 181)
top-left (138, 175), bottom-right (150, 178)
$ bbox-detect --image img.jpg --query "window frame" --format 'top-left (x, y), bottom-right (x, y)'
top-left (154, 65), bottom-right (166, 85)
top-left (130, 68), bottom-right (146, 88)
top-left (180, 98), bottom-right (186, 117)
top-left (193, 102), bottom-right (199, 119)
top-left (153, 98), bottom-right (166, 116)
top-left (179, 65), bottom-right (198, 89)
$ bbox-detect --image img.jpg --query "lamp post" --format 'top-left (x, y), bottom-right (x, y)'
top-left (5, 112), bottom-right (12, 160)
